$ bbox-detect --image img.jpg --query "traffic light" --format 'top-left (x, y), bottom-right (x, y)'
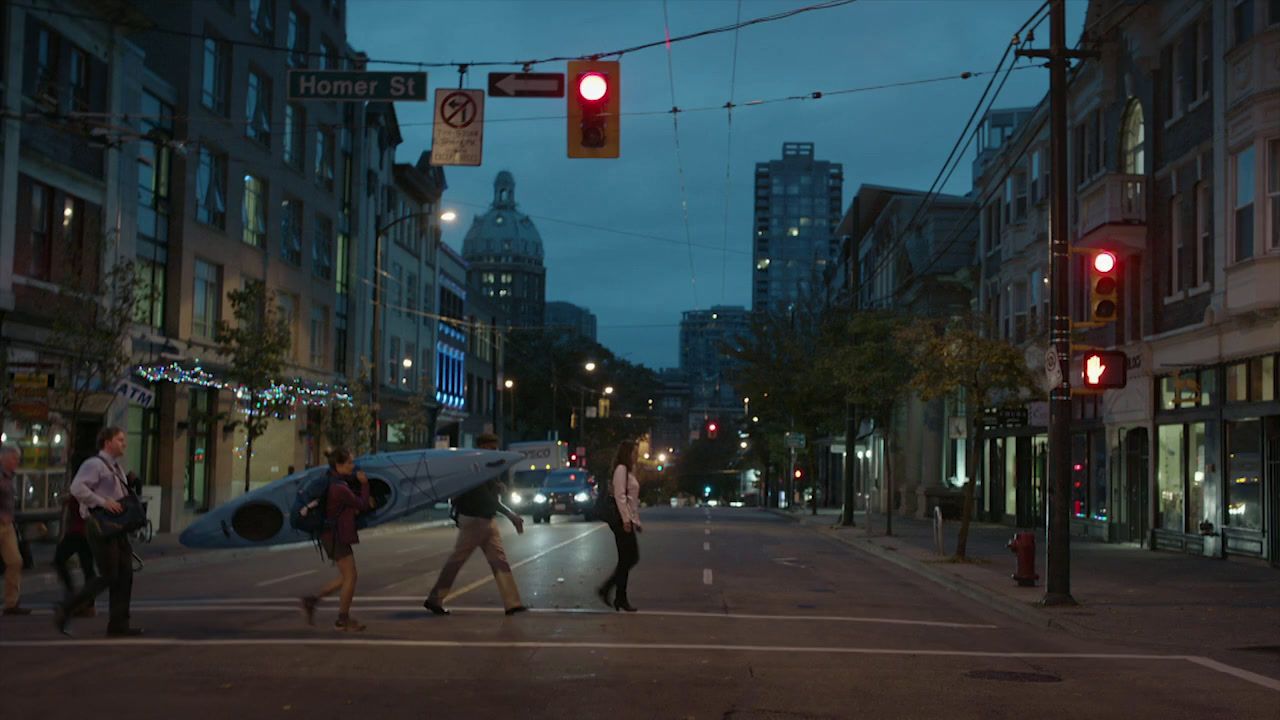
top-left (569, 451), bottom-right (579, 466)
top-left (1089, 250), bottom-right (1119, 324)
top-left (567, 60), bottom-right (620, 158)
top-left (703, 485), bottom-right (712, 496)
top-left (793, 468), bottom-right (803, 480)
top-left (1080, 350), bottom-right (1127, 389)
top-left (706, 420), bottom-right (718, 440)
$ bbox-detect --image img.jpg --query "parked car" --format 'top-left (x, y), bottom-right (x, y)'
top-left (531, 468), bottom-right (597, 523)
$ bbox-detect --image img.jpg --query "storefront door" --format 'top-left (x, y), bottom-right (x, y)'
top-left (1122, 428), bottom-right (1149, 544)
top-left (1266, 416), bottom-right (1279, 567)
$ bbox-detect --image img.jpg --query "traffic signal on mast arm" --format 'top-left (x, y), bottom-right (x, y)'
top-left (1080, 350), bottom-right (1127, 390)
top-left (1088, 249), bottom-right (1119, 324)
top-left (567, 60), bottom-right (620, 158)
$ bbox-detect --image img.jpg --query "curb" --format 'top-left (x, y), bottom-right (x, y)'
top-left (817, 526), bottom-right (1071, 632)
top-left (20, 517), bottom-right (455, 589)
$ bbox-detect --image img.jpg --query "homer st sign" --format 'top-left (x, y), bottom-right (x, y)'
top-left (288, 70), bottom-right (428, 101)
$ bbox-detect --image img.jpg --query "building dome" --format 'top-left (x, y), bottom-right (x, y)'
top-left (462, 171), bottom-right (544, 262)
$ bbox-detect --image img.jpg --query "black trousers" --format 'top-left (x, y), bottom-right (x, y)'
top-left (63, 521), bottom-right (132, 630)
top-left (53, 533), bottom-right (96, 598)
top-left (603, 520), bottom-right (639, 601)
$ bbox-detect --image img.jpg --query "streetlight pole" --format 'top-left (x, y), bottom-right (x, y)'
top-left (369, 209), bottom-right (455, 453)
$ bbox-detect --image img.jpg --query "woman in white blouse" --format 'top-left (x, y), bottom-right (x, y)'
top-left (596, 440), bottom-right (642, 612)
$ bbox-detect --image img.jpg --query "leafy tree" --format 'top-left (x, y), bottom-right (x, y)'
top-left (730, 308), bottom-right (843, 507)
top-left (896, 315), bottom-right (1037, 559)
top-left (47, 247), bottom-right (145, 458)
top-left (818, 310), bottom-right (914, 532)
top-left (676, 434), bottom-right (742, 500)
top-left (318, 367), bottom-right (375, 457)
top-left (216, 281), bottom-right (292, 493)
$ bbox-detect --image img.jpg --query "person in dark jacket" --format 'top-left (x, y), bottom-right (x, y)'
top-left (299, 448), bottom-right (372, 632)
top-left (422, 433), bottom-right (526, 616)
top-left (52, 492), bottom-right (96, 616)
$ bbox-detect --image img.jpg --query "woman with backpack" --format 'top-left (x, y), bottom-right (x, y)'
top-left (300, 448), bottom-right (372, 631)
top-left (596, 439), bottom-right (642, 612)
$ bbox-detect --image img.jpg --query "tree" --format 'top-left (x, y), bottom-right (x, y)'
top-left (730, 308), bottom-right (843, 508)
top-left (216, 281), bottom-right (292, 493)
top-left (896, 315), bottom-right (1037, 559)
top-left (319, 367), bottom-right (375, 457)
top-left (46, 249), bottom-right (145, 459)
top-left (818, 310), bottom-right (914, 532)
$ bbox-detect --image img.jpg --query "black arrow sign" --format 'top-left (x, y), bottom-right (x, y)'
top-left (487, 72), bottom-right (565, 98)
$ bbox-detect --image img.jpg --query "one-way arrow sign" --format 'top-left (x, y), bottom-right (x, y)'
top-left (487, 72), bottom-right (565, 98)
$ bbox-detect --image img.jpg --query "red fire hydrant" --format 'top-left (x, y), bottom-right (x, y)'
top-left (1007, 531), bottom-right (1039, 587)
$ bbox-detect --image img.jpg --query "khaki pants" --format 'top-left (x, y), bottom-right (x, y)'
top-left (427, 514), bottom-right (522, 610)
top-left (0, 521), bottom-right (22, 609)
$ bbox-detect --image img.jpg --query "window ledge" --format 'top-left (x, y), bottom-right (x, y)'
top-left (1163, 114), bottom-right (1184, 130)
top-left (1162, 291), bottom-right (1186, 305)
top-left (1187, 95), bottom-right (1209, 113)
top-left (1186, 283), bottom-right (1211, 297)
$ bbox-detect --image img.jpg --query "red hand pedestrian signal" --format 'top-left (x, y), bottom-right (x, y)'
top-left (1079, 350), bottom-right (1127, 389)
top-left (1085, 354), bottom-right (1106, 384)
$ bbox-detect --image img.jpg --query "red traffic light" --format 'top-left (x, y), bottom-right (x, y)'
top-left (577, 72), bottom-right (608, 102)
top-left (1093, 250), bottom-right (1116, 274)
top-left (707, 422), bottom-right (717, 433)
top-left (1080, 350), bottom-right (1127, 389)
top-left (793, 469), bottom-right (803, 479)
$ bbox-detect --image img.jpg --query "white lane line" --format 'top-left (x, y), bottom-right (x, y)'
top-left (703, 542), bottom-right (710, 551)
top-left (444, 524), bottom-right (607, 601)
top-left (703, 568), bottom-right (713, 585)
top-left (254, 569), bottom-right (317, 588)
top-left (395, 543), bottom-right (435, 555)
top-left (4, 638), bottom-right (1274, 690)
top-left (41, 603), bottom-right (997, 628)
top-left (1184, 656), bottom-right (1280, 692)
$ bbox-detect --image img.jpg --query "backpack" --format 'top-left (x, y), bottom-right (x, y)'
top-left (290, 474), bottom-right (334, 536)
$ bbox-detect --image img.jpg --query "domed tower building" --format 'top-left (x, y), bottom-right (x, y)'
top-left (462, 172), bottom-right (546, 329)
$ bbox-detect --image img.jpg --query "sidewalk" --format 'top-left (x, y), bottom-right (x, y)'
top-left (16, 505), bottom-right (455, 591)
top-left (768, 506), bottom-right (1280, 656)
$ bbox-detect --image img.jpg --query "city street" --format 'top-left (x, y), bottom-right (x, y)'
top-left (2, 507), bottom-right (1276, 719)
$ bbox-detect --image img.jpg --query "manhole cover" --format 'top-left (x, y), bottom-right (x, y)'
top-left (966, 670), bottom-right (1062, 683)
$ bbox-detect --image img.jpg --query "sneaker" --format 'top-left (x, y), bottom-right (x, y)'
top-left (300, 596), bottom-right (318, 626)
top-left (334, 616), bottom-right (366, 632)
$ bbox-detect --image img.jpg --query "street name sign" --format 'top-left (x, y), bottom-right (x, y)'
top-left (784, 432), bottom-right (806, 449)
top-left (487, 72), bottom-right (565, 98)
top-left (288, 70), bottom-right (427, 101)
top-left (430, 89), bottom-right (484, 166)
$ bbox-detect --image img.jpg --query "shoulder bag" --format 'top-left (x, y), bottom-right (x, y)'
top-left (86, 458), bottom-right (148, 539)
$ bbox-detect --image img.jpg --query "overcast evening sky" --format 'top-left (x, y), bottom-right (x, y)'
top-left (346, 0), bottom-right (1087, 370)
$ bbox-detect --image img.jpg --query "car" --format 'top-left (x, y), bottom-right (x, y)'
top-left (531, 468), bottom-right (597, 523)
top-left (505, 466), bottom-right (550, 515)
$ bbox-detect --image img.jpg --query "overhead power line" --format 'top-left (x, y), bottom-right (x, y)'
top-left (10, 0), bottom-right (856, 71)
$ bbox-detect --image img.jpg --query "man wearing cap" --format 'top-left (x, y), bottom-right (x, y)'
top-left (423, 433), bottom-right (527, 616)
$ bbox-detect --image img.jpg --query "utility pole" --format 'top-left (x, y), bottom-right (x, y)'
top-left (1017, 0), bottom-right (1091, 605)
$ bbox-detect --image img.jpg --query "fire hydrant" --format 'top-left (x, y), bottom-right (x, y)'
top-left (1007, 531), bottom-right (1039, 587)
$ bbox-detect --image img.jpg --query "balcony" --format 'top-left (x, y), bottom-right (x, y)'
top-left (1075, 173), bottom-right (1146, 252)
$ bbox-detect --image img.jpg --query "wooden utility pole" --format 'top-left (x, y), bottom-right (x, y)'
top-left (1016, 0), bottom-right (1093, 605)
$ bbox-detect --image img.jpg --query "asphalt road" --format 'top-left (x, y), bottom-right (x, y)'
top-left (1, 507), bottom-right (1276, 719)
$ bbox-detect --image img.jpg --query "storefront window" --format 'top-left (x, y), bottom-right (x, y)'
top-left (1226, 419), bottom-right (1263, 530)
top-left (1188, 423), bottom-right (1206, 529)
top-left (1226, 362), bottom-right (1248, 402)
top-left (1, 419), bottom-right (70, 512)
top-left (1071, 434), bottom-right (1088, 518)
top-left (1161, 369), bottom-right (1217, 409)
top-left (125, 404), bottom-right (160, 486)
top-left (1258, 356), bottom-right (1275, 401)
top-left (1157, 424), bottom-right (1185, 532)
top-left (1031, 435), bottom-right (1047, 523)
top-left (1091, 431), bottom-right (1108, 521)
top-left (1005, 438), bottom-right (1017, 517)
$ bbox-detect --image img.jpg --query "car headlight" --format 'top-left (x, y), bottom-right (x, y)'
top-left (510, 492), bottom-right (523, 505)
top-left (534, 493), bottom-right (547, 504)
top-left (573, 492), bottom-right (589, 503)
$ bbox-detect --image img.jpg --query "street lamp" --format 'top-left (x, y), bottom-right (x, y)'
top-left (604, 386), bottom-right (614, 395)
top-left (370, 209), bottom-right (457, 451)
top-left (584, 361), bottom-right (597, 372)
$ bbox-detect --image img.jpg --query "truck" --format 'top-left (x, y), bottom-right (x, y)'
top-left (504, 440), bottom-right (569, 514)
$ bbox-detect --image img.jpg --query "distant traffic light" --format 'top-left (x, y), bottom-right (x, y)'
top-left (569, 451), bottom-right (579, 466)
top-left (793, 468), bottom-right (803, 480)
top-left (567, 60), bottom-right (620, 158)
top-left (1089, 250), bottom-right (1119, 324)
top-left (706, 420), bottom-right (718, 440)
top-left (703, 485), bottom-right (712, 496)
top-left (1080, 350), bottom-right (1127, 389)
